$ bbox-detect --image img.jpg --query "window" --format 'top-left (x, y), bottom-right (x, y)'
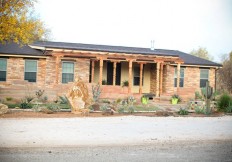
top-left (174, 67), bottom-right (184, 87)
top-left (0, 59), bottom-right (7, 81)
top-left (133, 65), bottom-right (144, 86)
top-left (24, 60), bottom-right (37, 82)
top-left (62, 62), bottom-right (74, 83)
top-left (200, 69), bottom-right (209, 87)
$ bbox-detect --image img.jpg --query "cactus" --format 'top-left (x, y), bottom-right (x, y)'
top-left (92, 84), bottom-right (101, 103)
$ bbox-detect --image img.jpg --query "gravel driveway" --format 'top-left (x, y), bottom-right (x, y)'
top-left (0, 116), bottom-right (232, 147)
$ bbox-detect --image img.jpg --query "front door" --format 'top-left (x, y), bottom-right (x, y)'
top-left (107, 62), bottom-right (121, 85)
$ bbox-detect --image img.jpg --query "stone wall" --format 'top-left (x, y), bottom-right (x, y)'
top-left (0, 56), bottom-right (90, 101)
top-left (161, 65), bottom-right (216, 100)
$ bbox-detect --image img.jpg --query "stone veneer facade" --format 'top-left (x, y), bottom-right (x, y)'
top-left (0, 56), bottom-right (90, 101)
top-left (0, 55), bottom-right (216, 101)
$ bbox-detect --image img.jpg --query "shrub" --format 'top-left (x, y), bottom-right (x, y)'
top-left (5, 97), bottom-right (13, 101)
top-left (194, 105), bottom-right (205, 114)
top-left (128, 106), bottom-right (135, 114)
top-left (217, 93), bottom-right (232, 111)
top-left (178, 107), bottom-right (188, 115)
top-left (100, 104), bottom-right (108, 112)
top-left (195, 91), bottom-right (202, 100)
top-left (172, 94), bottom-right (182, 103)
top-left (35, 90), bottom-right (45, 98)
top-left (20, 100), bottom-right (33, 109)
top-left (59, 96), bottom-right (68, 104)
top-left (6, 103), bottom-right (20, 108)
top-left (122, 80), bottom-right (129, 87)
top-left (117, 106), bottom-right (125, 113)
top-left (226, 103), bottom-right (232, 113)
top-left (46, 103), bottom-right (60, 112)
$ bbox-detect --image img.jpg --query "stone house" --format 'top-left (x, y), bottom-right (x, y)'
top-left (0, 41), bottom-right (221, 101)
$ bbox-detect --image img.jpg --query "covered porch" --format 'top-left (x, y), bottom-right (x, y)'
top-left (51, 49), bottom-right (184, 99)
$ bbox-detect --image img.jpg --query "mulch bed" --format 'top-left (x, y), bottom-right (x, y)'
top-left (0, 110), bottom-right (226, 118)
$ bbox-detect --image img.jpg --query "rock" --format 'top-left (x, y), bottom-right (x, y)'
top-left (0, 103), bottom-right (8, 115)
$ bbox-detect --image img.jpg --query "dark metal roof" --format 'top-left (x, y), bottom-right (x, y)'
top-left (0, 41), bottom-right (222, 67)
top-left (32, 41), bottom-right (179, 57)
top-left (0, 42), bottom-right (43, 56)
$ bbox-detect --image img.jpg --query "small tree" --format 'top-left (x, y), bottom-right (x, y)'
top-left (218, 52), bottom-right (232, 93)
top-left (190, 47), bottom-right (214, 61)
top-left (0, 0), bottom-right (50, 44)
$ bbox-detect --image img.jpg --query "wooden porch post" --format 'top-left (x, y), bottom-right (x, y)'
top-left (156, 62), bottom-right (160, 97)
top-left (113, 61), bottom-right (117, 86)
top-left (128, 59), bottom-right (133, 94)
top-left (55, 55), bottom-right (62, 84)
top-left (99, 58), bottom-right (103, 85)
top-left (139, 63), bottom-right (144, 94)
top-left (177, 63), bottom-right (181, 89)
top-left (91, 60), bottom-right (95, 83)
top-left (159, 63), bottom-right (164, 95)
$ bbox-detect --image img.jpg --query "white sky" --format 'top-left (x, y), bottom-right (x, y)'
top-left (35, 0), bottom-right (232, 62)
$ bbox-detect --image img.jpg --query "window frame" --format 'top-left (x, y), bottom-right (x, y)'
top-left (200, 69), bottom-right (209, 88)
top-left (62, 61), bottom-right (75, 84)
top-left (24, 59), bottom-right (38, 82)
top-left (174, 67), bottom-right (185, 87)
top-left (0, 58), bottom-right (7, 82)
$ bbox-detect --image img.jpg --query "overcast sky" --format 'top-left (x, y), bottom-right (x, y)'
top-left (35, 0), bottom-right (232, 62)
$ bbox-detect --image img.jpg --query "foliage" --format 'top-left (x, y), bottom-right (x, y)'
top-left (226, 103), bottom-right (232, 113)
top-left (25, 96), bottom-right (34, 103)
top-left (6, 103), bottom-right (20, 108)
top-left (122, 80), bottom-right (129, 87)
top-left (218, 52), bottom-right (232, 93)
top-left (128, 106), bottom-right (135, 114)
top-left (195, 91), bottom-right (202, 100)
top-left (5, 97), bottom-right (13, 101)
top-left (58, 96), bottom-right (68, 104)
top-left (35, 90), bottom-right (44, 98)
top-left (0, 0), bottom-right (50, 44)
top-left (217, 93), bottom-right (232, 111)
top-left (171, 94), bottom-right (182, 103)
top-left (101, 99), bottom-right (111, 104)
top-left (20, 100), bottom-right (33, 109)
top-left (92, 84), bottom-right (101, 103)
top-left (100, 104), bottom-right (108, 112)
top-left (201, 87), bottom-right (213, 100)
top-left (102, 79), bottom-right (107, 85)
top-left (127, 96), bottom-right (136, 105)
top-left (194, 105), bottom-right (205, 114)
top-left (46, 103), bottom-right (60, 112)
top-left (117, 106), bottom-right (125, 113)
top-left (190, 47), bottom-right (213, 61)
top-left (178, 107), bottom-right (189, 115)
top-left (141, 95), bottom-right (149, 104)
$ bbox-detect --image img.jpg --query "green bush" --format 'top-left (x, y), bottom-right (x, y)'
top-left (217, 93), bottom-right (232, 111)
top-left (171, 94), bottom-right (182, 103)
top-left (194, 105), bottom-right (205, 114)
top-left (20, 101), bottom-right (33, 109)
top-left (117, 106), bottom-right (125, 113)
top-left (128, 106), bottom-right (135, 114)
top-left (6, 103), bottom-right (20, 108)
top-left (46, 103), bottom-right (60, 112)
top-left (226, 103), bottom-right (232, 113)
top-left (59, 96), bottom-right (68, 104)
top-left (178, 107), bottom-right (188, 115)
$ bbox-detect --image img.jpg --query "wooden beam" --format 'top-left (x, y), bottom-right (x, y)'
top-left (156, 62), bottom-right (160, 97)
top-left (99, 58), bottom-right (104, 85)
top-left (91, 60), bottom-right (95, 83)
top-left (160, 63), bottom-right (164, 95)
top-left (139, 63), bottom-right (144, 94)
top-left (113, 62), bottom-right (117, 86)
top-left (55, 56), bottom-right (62, 84)
top-left (128, 59), bottom-right (133, 94)
top-left (177, 63), bottom-right (181, 89)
